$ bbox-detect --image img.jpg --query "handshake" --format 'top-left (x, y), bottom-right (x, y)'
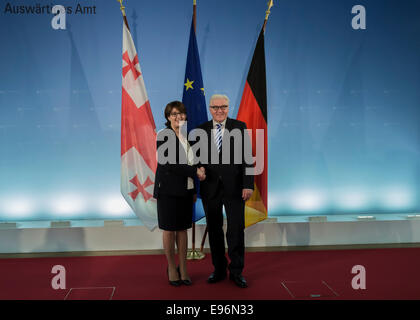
top-left (196, 166), bottom-right (206, 181)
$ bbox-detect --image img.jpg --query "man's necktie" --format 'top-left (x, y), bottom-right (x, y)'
top-left (215, 123), bottom-right (222, 153)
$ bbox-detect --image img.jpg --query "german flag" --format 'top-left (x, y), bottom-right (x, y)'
top-left (236, 27), bottom-right (268, 228)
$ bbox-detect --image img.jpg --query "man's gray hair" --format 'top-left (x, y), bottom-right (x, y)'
top-left (209, 94), bottom-right (230, 106)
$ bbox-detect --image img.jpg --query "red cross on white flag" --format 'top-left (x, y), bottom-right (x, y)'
top-left (120, 18), bottom-right (157, 231)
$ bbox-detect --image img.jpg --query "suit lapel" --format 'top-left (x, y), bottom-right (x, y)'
top-left (224, 117), bottom-right (233, 133)
top-left (220, 118), bottom-right (232, 161)
top-left (205, 121), bottom-right (217, 164)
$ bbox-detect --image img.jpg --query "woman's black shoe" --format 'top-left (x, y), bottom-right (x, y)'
top-left (177, 266), bottom-right (192, 286)
top-left (167, 267), bottom-right (182, 287)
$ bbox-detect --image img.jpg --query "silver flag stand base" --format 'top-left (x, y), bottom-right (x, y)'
top-left (187, 249), bottom-right (205, 260)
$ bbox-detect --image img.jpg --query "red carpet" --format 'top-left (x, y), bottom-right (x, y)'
top-left (1, 247), bottom-right (419, 300)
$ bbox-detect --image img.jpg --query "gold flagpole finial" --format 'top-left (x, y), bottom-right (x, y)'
top-left (263, 0), bottom-right (273, 32)
top-left (193, 0), bottom-right (197, 5)
top-left (265, 0), bottom-right (274, 21)
top-left (117, 0), bottom-right (126, 17)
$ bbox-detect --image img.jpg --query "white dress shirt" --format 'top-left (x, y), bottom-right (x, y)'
top-left (179, 134), bottom-right (195, 190)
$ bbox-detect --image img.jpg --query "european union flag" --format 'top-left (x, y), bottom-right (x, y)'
top-left (182, 18), bottom-right (208, 222)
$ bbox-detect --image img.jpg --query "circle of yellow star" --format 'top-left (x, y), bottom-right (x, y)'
top-left (184, 78), bottom-right (194, 91)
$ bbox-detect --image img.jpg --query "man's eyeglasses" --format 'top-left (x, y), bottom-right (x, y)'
top-left (170, 112), bottom-right (186, 118)
top-left (210, 105), bottom-right (228, 111)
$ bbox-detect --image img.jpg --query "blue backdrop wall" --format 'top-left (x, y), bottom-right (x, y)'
top-left (1, 0), bottom-right (420, 221)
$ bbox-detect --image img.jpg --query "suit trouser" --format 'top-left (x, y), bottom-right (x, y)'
top-left (203, 182), bottom-right (245, 276)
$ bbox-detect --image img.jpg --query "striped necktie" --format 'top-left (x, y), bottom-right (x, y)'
top-left (215, 123), bottom-right (223, 153)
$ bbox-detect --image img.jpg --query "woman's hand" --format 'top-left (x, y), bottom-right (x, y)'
top-left (197, 167), bottom-right (206, 181)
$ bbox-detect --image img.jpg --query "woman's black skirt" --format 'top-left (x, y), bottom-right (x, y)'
top-left (157, 190), bottom-right (194, 231)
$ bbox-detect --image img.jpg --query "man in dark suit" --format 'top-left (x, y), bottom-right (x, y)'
top-left (197, 94), bottom-right (254, 288)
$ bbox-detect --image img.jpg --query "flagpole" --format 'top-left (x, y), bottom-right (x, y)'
top-left (187, 0), bottom-right (205, 261)
top-left (262, 0), bottom-right (274, 32)
top-left (193, 0), bottom-right (197, 32)
top-left (117, 0), bottom-right (125, 16)
top-left (117, 0), bottom-right (130, 31)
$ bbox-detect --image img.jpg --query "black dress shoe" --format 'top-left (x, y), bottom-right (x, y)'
top-left (207, 272), bottom-right (227, 283)
top-left (229, 273), bottom-right (248, 288)
top-left (177, 266), bottom-right (192, 286)
top-left (167, 267), bottom-right (182, 287)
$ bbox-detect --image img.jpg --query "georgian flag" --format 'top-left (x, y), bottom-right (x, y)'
top-left (120, 18), bottom-right (158, 231)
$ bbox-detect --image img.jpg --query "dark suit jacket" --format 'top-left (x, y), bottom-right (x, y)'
top-left (196, 118), bottom-right (254, 200)
top-left (153, 127), bottom-right (197, 199)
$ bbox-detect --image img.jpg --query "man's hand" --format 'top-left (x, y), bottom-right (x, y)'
top-left (197, 167), bottom-right (206, 181)
top-left (242, 189), bottom-right (253, 201)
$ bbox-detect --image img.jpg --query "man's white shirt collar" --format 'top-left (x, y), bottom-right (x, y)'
top-left (212, 118), bottom-right (227, 128)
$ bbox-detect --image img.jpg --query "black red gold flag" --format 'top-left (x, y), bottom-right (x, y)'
top-left (236, 27), bottom-right (268, 228)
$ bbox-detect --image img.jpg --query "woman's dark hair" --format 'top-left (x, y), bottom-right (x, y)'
top-left (164, 101), bottom-right (187, 128)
